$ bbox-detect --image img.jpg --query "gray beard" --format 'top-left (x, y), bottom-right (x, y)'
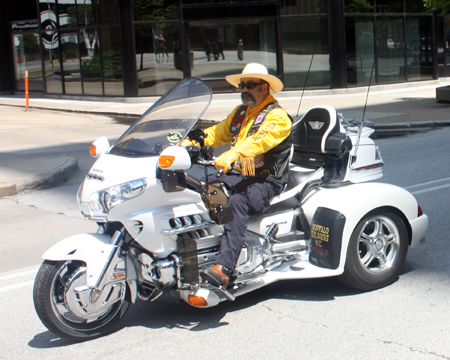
top-left (241, 92), bottom-right (256, 106)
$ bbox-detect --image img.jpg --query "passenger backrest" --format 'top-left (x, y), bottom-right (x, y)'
top-left (290, 106), bottom-right (341, 168)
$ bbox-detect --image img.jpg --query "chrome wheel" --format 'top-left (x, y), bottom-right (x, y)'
top-left (357, 215), bottom-right (400, 275)
top-left (339, 211), bottom-right (408, 291)
top-left (33, 260), bottom-right (130, 341)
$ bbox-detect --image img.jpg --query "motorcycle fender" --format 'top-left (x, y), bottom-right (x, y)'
top-left (302, 182), bottom-right (424, 269)
top-left (42, 233), bottom-right (118, 288)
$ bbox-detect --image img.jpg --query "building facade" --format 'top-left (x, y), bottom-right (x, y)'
top-left (1, 0), bottom-right (449, 98)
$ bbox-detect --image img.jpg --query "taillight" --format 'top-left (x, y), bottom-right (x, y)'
top-left (418, 205), bottom-right (423, 217)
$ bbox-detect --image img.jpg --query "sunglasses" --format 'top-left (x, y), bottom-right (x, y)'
top-left (238, 81), bottom-right (267, 90)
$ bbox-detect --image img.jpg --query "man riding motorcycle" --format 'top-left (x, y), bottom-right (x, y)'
top-left (183, 62), bottom-right (293, 287)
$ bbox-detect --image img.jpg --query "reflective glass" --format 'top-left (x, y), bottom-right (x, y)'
top-left (447, 16), bottom-right (450, 77)
top-left (58, 0), bottom-right (77, 28)
top-left (406, 16), bottom-right (433, 81)
top-left (281, 0), bottom-right (327, 16)
top-left (189, 20), bottom-right (277, 92)
top-left (135, 24), bottom-right (183, 96)
top-left (100, 26), bottom-right (124, 96)
top-left (182, 0), bottom-right (274, 3)
top-left (61, 31), bottom-right (82, 94)
top-left (345, 17), bottom-right (375, 86)
top-left (134, 0), bottom-right (179, 21)
top-left (405, 1), bottom-right (427, 13)
top-left (375, 0), bottom-right (404, 13)
top-left (12, 33), bottom-right (44, 92)
top-left (42, 31), bottom-right (64, 94)
top-left (77, 0), bottom-right (99, 26)
top-left (282, 17), bottom-right (330, 89)
top-left (80, 28), bottom-right (103, 95)
top-left (376, 17), bottom-right (405, 83)
top-left (99, 0), bottom-right (120, 24)
top-left (39, 0), bottom-right (58, 44)
top-left (345, 0), bottom-right (374, 13)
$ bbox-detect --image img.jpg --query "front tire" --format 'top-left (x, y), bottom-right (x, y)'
top-left (339, 211), bottom-right (408, 291)
top-left (33, 260), bottom-right (130, 341)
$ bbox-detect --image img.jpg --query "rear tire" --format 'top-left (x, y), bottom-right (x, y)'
top-left (33, 260), bottom-right (130, 341)
top-left (339, 211), bottom-right (408, 291)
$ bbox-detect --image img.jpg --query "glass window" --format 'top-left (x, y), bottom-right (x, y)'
top-left (100, 26), bottom-right (123, 96)
top-left (346, 17), bottom-right (375, 86)
top-left (99, 0), bottom-right (119, 24)
top-left (345, 0), bottom-right (374, 13)
top-left (135, 23), bottom-right (183, 96)
top-left (376, 17), bottom-right (405, 83)
top-left (58, 0), bottom-right (77, 28)
top-left (12, 33), bottom-right (44, 92)
top-left (42, 30), bottom-right (64, 94)
top-left (280, 0), bottom-right (327, 16)
top-left (61, 31), bottom-right (82, 94)
top-left (406, 16), bottom-right (433, 81)
top-left (405, 1), bottom-right (426, 13)
top-left (375, 0), bottom-right (404, 13)
top-left (134, 0), bottom-right (179, 21)
top-left (80, 28), bottom-right (103, 95)
top-left (189, 20), bottom-right (277, 92)
top-left (182, 0), bottom-right (274, 4)
top-left (282, 17), bottom-right (330, 89)
top-left (446, 16), bottom-right (450, 77)
top-left (77, 0), bottom-right (99, 26)
top-left (39, 0), bottom-right (57, 20)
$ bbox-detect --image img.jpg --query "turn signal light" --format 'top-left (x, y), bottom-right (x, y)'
top-left (159, 155), bottom-right (175, 168)
top-left (188, 294), bottom-right (208, 307)
top-left (90, 144), bottom-right (97, 157)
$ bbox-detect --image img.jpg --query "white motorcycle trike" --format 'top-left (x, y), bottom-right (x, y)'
top-left (33, 78), bottom-right (428, 341)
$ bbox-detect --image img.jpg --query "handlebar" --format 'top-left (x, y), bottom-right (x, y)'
top-left (197, 158), bottom-right (216, 167)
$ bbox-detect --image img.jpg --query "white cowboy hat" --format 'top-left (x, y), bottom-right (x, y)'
top-left (225, 63), bottom-right (284, 94)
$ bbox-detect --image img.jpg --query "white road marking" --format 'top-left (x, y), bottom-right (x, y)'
top-left (0, 281), bottom-right (34, 293)
top-left (0, 267), bottom-right (39, 281)
top-left (405, 177), bottom-right (450, 195)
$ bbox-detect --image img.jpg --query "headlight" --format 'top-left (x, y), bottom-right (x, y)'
top-left (87, 178), bottom-right (147, 216)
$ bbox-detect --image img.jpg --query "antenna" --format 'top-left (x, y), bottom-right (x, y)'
top-left (350, 12), bottom-right (385, 167)
top-left (295, 17), bottom-right (325, 122)
top-left (350, 55), bottom-right (376, 167)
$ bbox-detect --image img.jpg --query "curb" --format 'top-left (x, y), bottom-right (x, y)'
top-left (0, 156), bottom-right (79, 198)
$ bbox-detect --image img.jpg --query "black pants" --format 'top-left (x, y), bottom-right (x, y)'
top-left (212, 174), bottom-right (283, 271)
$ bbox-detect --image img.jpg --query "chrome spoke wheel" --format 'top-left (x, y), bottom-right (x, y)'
top-left (33, 260), bottom-right (130, 341)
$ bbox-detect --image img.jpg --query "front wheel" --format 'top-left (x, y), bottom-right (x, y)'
top-left (33, 260), bottom-right (130, 341)
top-left (339, 211), bottom-right (408, 291)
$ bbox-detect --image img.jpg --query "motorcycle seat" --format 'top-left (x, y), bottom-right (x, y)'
top-left (290, 105), bottom-right (341, 168)
top-left (283, 166), bottom-right (317, 192)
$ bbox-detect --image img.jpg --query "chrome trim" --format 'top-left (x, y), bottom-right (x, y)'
top-left (161, 221), bottom-right (217, 235)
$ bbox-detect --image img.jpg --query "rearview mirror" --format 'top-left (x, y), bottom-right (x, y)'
top-left (90, 137), bottom-right (110, 158)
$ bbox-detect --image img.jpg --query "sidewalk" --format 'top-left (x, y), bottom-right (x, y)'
top-left (1, 79), bottom-right (449, 197)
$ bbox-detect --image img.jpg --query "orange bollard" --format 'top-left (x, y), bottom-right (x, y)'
top-left (25, 70), bottom-right (29, 110)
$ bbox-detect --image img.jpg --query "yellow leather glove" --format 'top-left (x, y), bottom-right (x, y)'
top-left (180, 138), bottom-right (200, 148)
top-left (215, 142), bottom-right (255, 176)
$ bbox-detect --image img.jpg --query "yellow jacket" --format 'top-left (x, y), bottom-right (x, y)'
top-left (204, 94), bottom-right (291, 155)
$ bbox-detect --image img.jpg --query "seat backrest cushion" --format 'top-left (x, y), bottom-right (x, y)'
top-left (290, 106), bottom-right (340, 167)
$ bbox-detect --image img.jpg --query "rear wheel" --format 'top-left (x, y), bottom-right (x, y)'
top-left (33, 260), bottom-right (130, 341)
top-left (339, 211), bottom-right (408, 291)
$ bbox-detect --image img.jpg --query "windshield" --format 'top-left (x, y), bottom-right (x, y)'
top-left (109, 78), bottom-right (212, 157)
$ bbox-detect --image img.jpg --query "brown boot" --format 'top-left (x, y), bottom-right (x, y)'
top-left (201, 264), bottom-right (232, 287)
